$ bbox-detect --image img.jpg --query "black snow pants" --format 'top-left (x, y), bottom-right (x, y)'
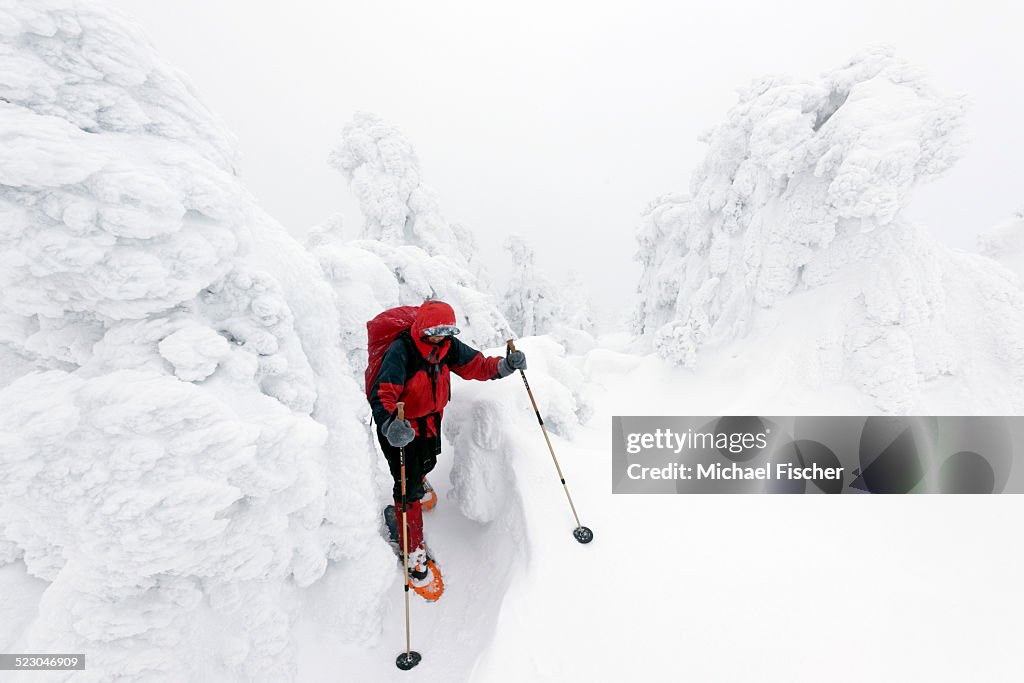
top-left (376, 417), bottom-right (442, 502)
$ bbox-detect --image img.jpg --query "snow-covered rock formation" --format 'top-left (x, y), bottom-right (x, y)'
top-left (0, 2), bottom-right (391, 679)
top-left (634, 47), bottom-right (1024, 413)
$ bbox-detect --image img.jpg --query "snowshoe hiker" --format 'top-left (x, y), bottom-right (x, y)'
top-left (367, 300), bottom-right (527, 602)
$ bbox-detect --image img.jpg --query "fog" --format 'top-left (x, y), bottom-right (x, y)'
top-left (105, 0), bottom-right (1024, 328)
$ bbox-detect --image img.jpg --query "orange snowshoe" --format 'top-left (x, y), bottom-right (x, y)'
top-left (383, 506), bottom-right (445, 602)
top-left (406, 553), bottom-right (444, 602)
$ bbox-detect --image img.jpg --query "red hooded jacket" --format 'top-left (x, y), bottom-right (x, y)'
top-left (369, 300), bottom-right (502, 437)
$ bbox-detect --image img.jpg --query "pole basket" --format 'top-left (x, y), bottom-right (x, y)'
top-left (396, 650), bottom-right (422, 670)
top-left (573, 526), bottom-right (594, 544)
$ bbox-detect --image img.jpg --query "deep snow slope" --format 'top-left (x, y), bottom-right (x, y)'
top-left (469, 336), bottom-right (1024, 683)
top-left (633, 48), bottom-right (1024, 414)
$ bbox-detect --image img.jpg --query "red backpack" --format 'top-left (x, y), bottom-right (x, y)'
top-left (365, 305), bottom-right (420, 399)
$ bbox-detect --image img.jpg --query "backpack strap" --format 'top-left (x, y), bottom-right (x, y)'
top-left (398, 330), bottom-right (424, 375)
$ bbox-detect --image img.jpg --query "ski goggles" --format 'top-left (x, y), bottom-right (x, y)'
top-left (420, 324), bottom-right (461, 337)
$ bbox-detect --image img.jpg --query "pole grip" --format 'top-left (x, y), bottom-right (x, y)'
top-left (397, 402), bottom-right (405, 421)
top-left (506, 339), bottom-right (516, 354)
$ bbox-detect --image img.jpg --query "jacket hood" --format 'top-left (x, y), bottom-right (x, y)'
top-left (411, 300), bottom-right (457, 362)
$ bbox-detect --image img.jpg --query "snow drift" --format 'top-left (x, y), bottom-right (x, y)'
top-left (634, 47), bottom-right (1024, 413)
top-left (0, 1), bottom-right (391, 679)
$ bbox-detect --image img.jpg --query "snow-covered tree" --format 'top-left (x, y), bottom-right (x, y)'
top-left (634, 47), bottom-right (1024, 413)
top-left (503, 235), bottom-right (564, 337)
top-left (500, 235), bottom-right (597, 358)
top-left (319, 115), bottom-right (513, 367)
top-left (329, 112), bottom-right (485, 280)
top-left (0, 2), bottom-right (391, 679)
top-left (562, 269), bottom-right (596, 334)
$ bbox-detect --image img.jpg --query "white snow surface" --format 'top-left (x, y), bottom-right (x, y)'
top-left (471, 342), bottom-right (1024, 682)
top-left (633, 47), bottom-right (1024, 413)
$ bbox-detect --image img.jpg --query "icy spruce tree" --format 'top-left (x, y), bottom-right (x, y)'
top-left (314, 114), bottom-right (511, 375)
top-left (502, 236), bottom-right (596, 355)
top-left (0, 2), bottom-right (392, 680)
top-left (328, 111), bottom-right (485, 278)
top-left (562, 269), bottom-right (596, 335)
top-left (634, 47), bottom-right (1024, 413)
top-left (502, 235), bottom-right (563, 337)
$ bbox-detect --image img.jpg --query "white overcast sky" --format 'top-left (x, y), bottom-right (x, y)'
top-left (106, 0), bottom-right (1023, 328)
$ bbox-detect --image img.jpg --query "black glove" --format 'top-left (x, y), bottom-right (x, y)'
top-left (383, 414), bottom-right (415, 447)
top-left (497, 350), bottom-right (527, 377)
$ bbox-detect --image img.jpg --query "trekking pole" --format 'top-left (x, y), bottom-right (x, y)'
top-left (394, 402), bottom-right (422, 671)
top-left (506, 340), bottom-right (593, 544)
